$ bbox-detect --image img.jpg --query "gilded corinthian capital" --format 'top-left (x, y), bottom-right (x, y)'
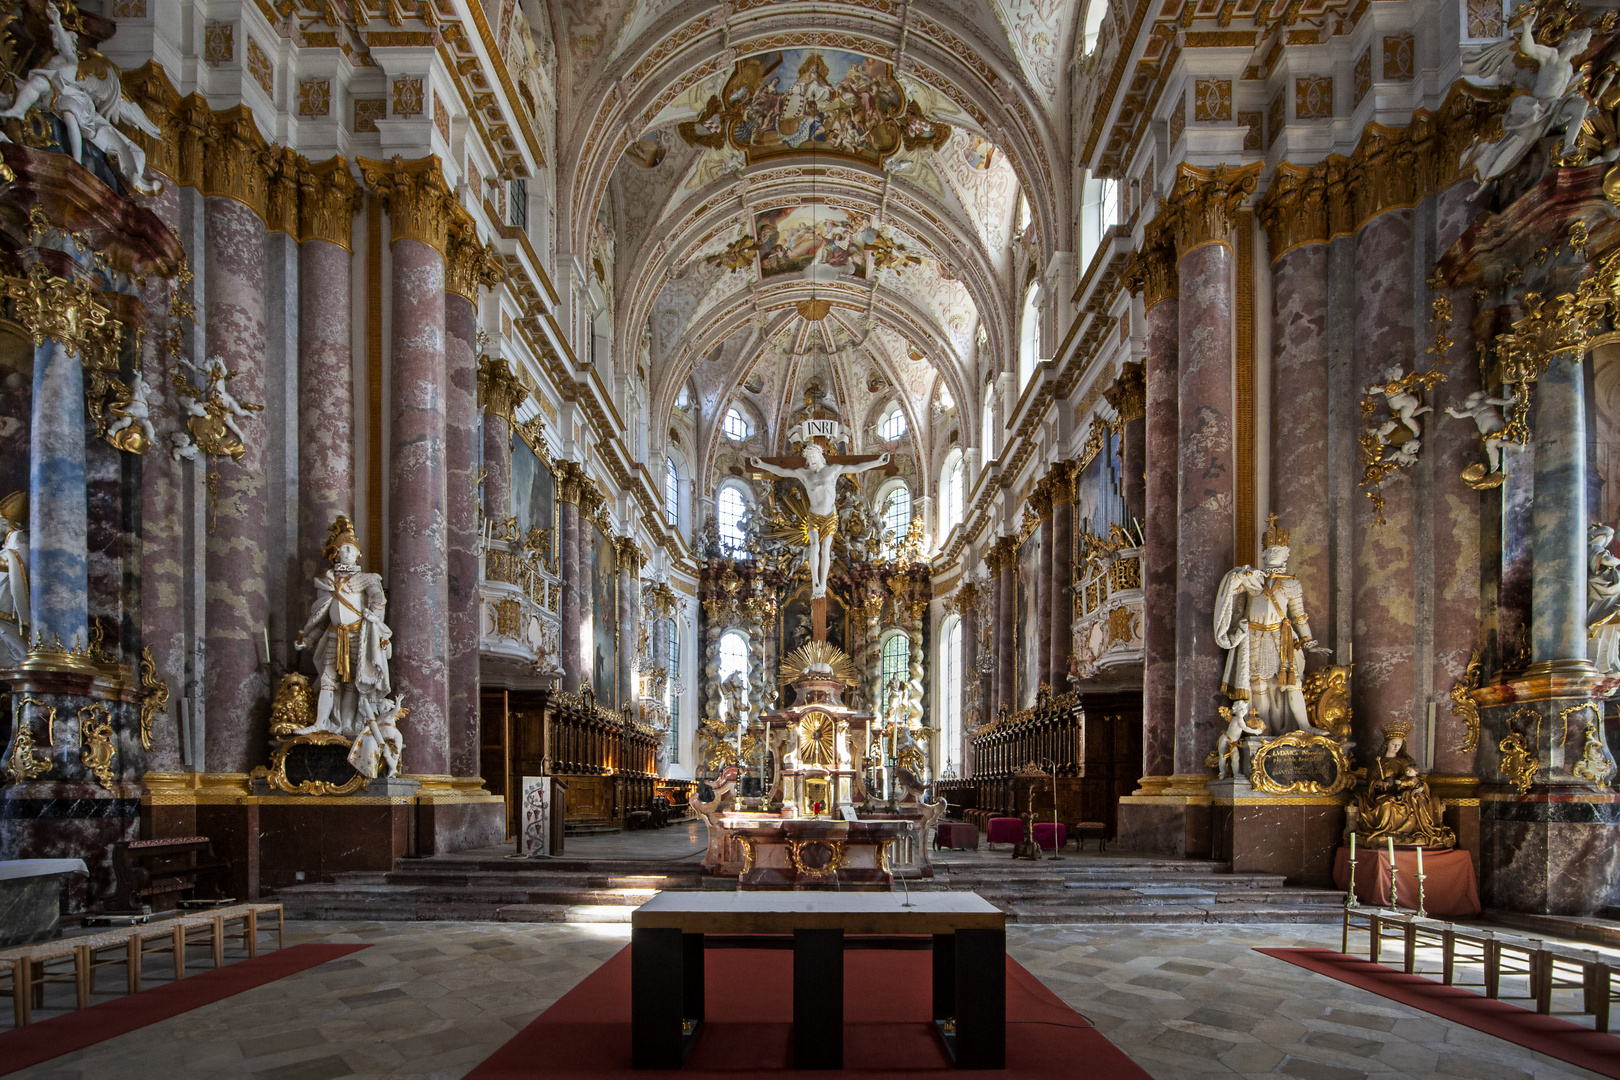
top-left (298, 156), bottom-right (362, 251)
top-left (1165, 161), bottom-right (1261, 257)
top-left (447, 209), bottom-right (507, 302)
top-left (1125, 217), bottom-right (1178, 311)
top-left (1256, 161), bottom-right (1328, 260)
top-left (1102, 362), bottom-right (1146, 426)
top-left (358, 155), bottom-right (455, 255)
top-left (477, 355), bottom-right (526, 423)
top-left (554, 459), bottom-right (588, 506)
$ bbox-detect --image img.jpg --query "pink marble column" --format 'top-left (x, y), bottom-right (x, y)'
top-left (1174, 242), bottom-right (1236, 774)
top-left (1142, 296), bottom-right (1179, 780)
top-left (987, 564), bottom-right (1003, 724)
top-left (997, 546), bottom-right (1016, 716)
top-left (1049, 481), bottom-right (1074, 689)
top-left (445, 292), bottom-right (482, 779)
top-left (618, 555), bottom-right (637, 709)
top-left (961, 595), bottom-right (979, 775)
top-left (1429, 181), bottom-right (1491, 774)
top-left (1351, 209), bottom-right (1417, 751)
top-left (558, 485), bottom-right (583, 692)
top-left (1036, 503), bottom-right (1054, 692)
top-left (203, 196), bottom-right (270, 775)
top-left (389, 238), bottom-right (451, 778)
top-left (1269, 242), bottom-right (1332, 633)
top-left (137, 182), bottom-right (186, 774)
top-left (296, 239), bottom-right (354, 587)
top-left (483, 413), bottom-right (512, 522)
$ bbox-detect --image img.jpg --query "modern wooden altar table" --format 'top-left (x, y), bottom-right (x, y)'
top-left (630, 891), bottom-right (1006, 1070)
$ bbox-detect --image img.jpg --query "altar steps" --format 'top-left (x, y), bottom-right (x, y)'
top-left (563, 816), bottom-right (622, 837)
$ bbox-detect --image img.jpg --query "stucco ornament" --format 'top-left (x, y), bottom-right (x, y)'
top-left (1444, 390), bottom-right (1522, 488)
top-left (1460, 10), bottom-right (1594, 182)
top-left (1588, 523), bottom-right (1620, 673)
top-left (0, 1), bottom-right (163, 194)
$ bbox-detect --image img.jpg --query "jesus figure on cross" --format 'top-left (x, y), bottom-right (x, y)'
top-left (750, 444), bottom-right (890, 599)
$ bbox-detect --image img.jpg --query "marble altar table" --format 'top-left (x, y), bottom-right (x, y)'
top-left (0, 859), bottom-right (88, 948)
top-left (630, 890), bottom-right (1006, 1070)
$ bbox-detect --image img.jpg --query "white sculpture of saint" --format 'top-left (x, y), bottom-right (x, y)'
top-left (0, 2), bottom-right (163, 195)
top-left (348, 697), bottom-right (406, 779)
top-left (749, 444), bottom-right (890, 599)
top-left (718, 670), bottom-right (748, 728)
top-left (1589, 524), bottom-right (1620, 674)
top-left (294, 516), bottom-right (395, 740)
top-left (0, 492), bottom-right (28, 663)
top-left (1214, 516), bottom-right (1329, 736)
top-left (1461, 12), bottom-right (1594, 183)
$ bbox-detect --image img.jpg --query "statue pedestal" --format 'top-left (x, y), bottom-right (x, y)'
top-left (1208, 775), bottom-right (1348, 887)
top-left (1473, 668), bottom-right (1620, 915)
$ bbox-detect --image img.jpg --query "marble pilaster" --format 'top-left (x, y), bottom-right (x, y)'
top-left (1530, 352), bottom-right (1587, 665)
top-left (997, 540), bottom-right (1016, 718)
top-left (988, 564), bottom-right (1003, 724)
top-left (616, 543), bottom-right (638, 712)
top-left (1034, 487), bottom-right (1054, 693)
top-left (202, 196), bottom-right (270, 775)
top-left (388, 238), bottom-right (451, 779)
top-left (445, 292), bottom-right (482, 780)
top-left (557, 466), bottom-right (584, 692)
top-left (1141, 297), bottom-right (1179, 782)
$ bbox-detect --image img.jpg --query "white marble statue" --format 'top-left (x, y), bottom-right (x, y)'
top-left (1214, 517), bottom-right (1330, 736)
top-left (0, 494), bottom-right (28, 663)
top-left (348, 697), bottom-right (406, 779)
top-left (0, 2), bottom-right (163, 194)
top-left (294, 516), bottom-right (395, 740)
top-left (1589, 524), bottom-right (1620, 674)
top-left (1365, 365), bottom-right (1432, 444)
top-left (1215, 701), bottom-right (1265, 779)
top-left (1461, 12), bottom-right (1594, 183)
top-left (749, 445), bottom-right (891, 599)
top-left (1445, 390), bottom-right (1520, 479)
top-left (884, 675), bottom-right (907, 725)
top-left (719, 670), bottom-right (748, 728)
top-left (105, 372), bottom-right (155, 455)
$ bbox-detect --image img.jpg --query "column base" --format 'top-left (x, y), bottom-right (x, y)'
top-left (1480, 791), bottom-right (1620, 915)
top-left (1117, 776), bottom-right (1213, 857)
top-left (0, 780), bottom-right (140, 908)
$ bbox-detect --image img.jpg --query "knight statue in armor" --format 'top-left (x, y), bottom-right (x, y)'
top-left (1214, 515), bottom-right (1329, 736)
top-left (294, 517), bottom-right (395, 747)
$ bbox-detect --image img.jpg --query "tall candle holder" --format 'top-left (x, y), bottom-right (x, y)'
top-left (1344, 851), bottom-right (1361, 910)
top-left (1386, 858), bottom-right (1400, 910)
top-left (1414, 869), bottom-right (1428, 919)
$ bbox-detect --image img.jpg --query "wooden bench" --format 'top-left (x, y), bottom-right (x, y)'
top-left (0, 902), bottom-right (282, 1027)
top-left (110, 837), bottom-right (231, 914)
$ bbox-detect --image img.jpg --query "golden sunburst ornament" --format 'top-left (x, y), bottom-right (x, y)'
top-left (797, 297), bottom-right (832, 321)
top-left (779, 641), bottom-right (858, 686)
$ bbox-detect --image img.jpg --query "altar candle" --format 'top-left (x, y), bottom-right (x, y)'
top-left (1349, 832), bottom-right (1356, 861)
top-left (1387, 836), bottom-right (1395, 864)
top-left (1416, 845), bottom-right (1424, 876)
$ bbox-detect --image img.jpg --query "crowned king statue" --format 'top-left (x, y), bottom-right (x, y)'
top-left (294, 516), bottom-right (395, 743)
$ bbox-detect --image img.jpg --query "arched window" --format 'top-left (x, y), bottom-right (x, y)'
top-left (940, 616), bottom-right (962, 776)
top-left (879, 634), bottom-right (910, 722)
top-left (939, 384), bottom-right (955, 411)
top-left (880, 483), bottom-right (911, 560)
top-left (982, 385), bottom-right (995, 460)
top-left (666, 618), bottom-right (681, 762)
top-left (878, 403), bottom-right (907, 442)
top-left (941, 451), bottom-right (964, 536)
top-left (1019, 285), bottom-right (1041, 392)
top-left (717, 486), bottom-right (747, 554)
top-left (719, 630), bottom-right (748, 681)
top-left (1082, 0), bottom-right (1110, 55)
top-left (664, 457), bottom-right (679, 526)
top-left (723, 406), bottom-right (749, 442)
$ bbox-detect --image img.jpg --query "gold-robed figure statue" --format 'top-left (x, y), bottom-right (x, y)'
top-left (1354, 720), bottom-right (1455, 848)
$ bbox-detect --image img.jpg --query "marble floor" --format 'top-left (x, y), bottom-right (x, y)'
top-left (6, 918), bottom-right (1615, 1080)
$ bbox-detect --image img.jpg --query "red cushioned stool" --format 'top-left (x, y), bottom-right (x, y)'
top-left (986, 817), bottom-right (1023, 848)
top-left (1032, 822), bottom-right (1067, 851)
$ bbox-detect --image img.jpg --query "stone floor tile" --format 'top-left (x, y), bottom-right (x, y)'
top-left (1433, 1051), bottom-right (1535, 1080)
top-left (1276, 1054), bottom-right (1367, 1080)
top-left (1219, 1041), bottom-right (1287, 1073)
top-left (250, 1054), bottom-right (355, 1080)
top-left (239, 1027), bottom-right (331, 1059)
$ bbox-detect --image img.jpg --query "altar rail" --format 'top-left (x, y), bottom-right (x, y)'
top-left (479, 688), bottom-right (664, 835)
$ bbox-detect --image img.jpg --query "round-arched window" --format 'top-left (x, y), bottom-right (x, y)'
top-left (880, 633), bottom-right (910, 722)
top-left (881, 484), bottom-right (911, 560)
top-left (723, 407), bottom-right (749, 442)
top-left (879, 404), bottom-right (907, 442)
top-left (719, 630), bottom-right (748, 680)
top-left (718, 486), bottom-right (747, 553)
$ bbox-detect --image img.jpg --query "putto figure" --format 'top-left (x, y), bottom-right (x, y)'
top-left (294, 516), bottom-right (395, 741)
top-left (1214, 515), bottom-right (1329, 736)
top-left (750, 444), bottom-right (889, 598)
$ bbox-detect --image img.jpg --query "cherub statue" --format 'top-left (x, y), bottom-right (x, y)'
top-left (1365, 365), bottom-right (1433, 443)
top-left (1385, 438), bottom-right (1423, 469)
top-left (1445, 389), bottom-right (1520, 483)
top-left (1215, 701), bottom-right (1265, 779)
top-left (0, 2), bottom-right (163, 194)
top-left (348, 697), bottom-right (406, 779)
top-left (200, 357), bottom-right (262, 448)
top-left (294, 517), bottom-right (393, 738)
top-left (1590, 524), bottom-right (1620, 674)
top-left (1461, 11), bottom-right (1595, 182)
top-left (105, 372), bottom-right (155, 455)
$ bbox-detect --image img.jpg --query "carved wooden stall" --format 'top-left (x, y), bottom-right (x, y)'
top-left (966, 692), bottom-right (1085, 833)
top-left (479, 688), bottom-right (661, 837)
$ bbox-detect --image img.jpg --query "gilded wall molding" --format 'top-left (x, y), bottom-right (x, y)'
top-left (358, 155), bottom-right (456, 256)
top-left (298, 155), bottom-right (361, 251)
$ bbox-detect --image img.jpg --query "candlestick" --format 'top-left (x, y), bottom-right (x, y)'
top-left (1387, 847), bottom-right (1400, 910)
top-left (1345, 832), bottom-right (1359, 909)
top-left (1416, 845), bottom-right (1424, 877)
top-left (1415, 870), bottom-right (1428, 919)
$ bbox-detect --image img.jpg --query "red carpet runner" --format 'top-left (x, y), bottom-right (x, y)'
top-left (0, 942), bottom-right (369, 1076)
top-left (467, 945), bottom-right (1150, 1078)
top-left (1257, 947), bottom-right (1620, 1079)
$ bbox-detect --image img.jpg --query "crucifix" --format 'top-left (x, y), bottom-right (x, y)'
top-left (749, 441), bottom-right (891, 641)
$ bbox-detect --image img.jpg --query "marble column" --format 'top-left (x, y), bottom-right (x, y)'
top-left (295, 239), bottom-right (354, 585)
top-left (1034, 484), bottom-right (1055, 692)
top-left (1531, 352), bottom-right (1588, 665)
top-left (388, 236), bottom-right (451, 779)
top-left (960, 584), bottom-right (979, 774)
top-left (27, 338), bottom-right (88, 648)
top-left (616, 539), bottom-right (639, 710)
top-left (478, 357), bottom-right (523, 525)
top-left (445, 290), bottom-right (482, 780)
top-left (1350, 208), bottom-right (1418, 750)
top-left (1140, 278), bottom-right (1179, 784)
top-left (557, 464), bottom-right (584, 692)
top-left (997, 537), bottom-right (1016, 717)
top-left (1173, 239), bottom-right (1237, 775)
top-left (987, 560), bottom-right (1003, 724)
top-left (1049, 466), bottom-right (1074, 690)
top-left (202, 196), bottom-right (270, 776)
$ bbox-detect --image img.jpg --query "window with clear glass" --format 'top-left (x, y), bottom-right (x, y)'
top-left (509, 177), bottom-right (528, 232)
top-left (880, 634), bottom-right (910, 722)
top-left (723, 407), bottom-right (749, 441)
top-left (664, 458), bottom-right (679, 525)
top-left (879, 405), bottom-right (907, 442)
top-left (718, 486), bottom-right (747, 553)
top-left (941, 617), bottom-right (962, 775)
top-left (719, 631), bottom-right (748, 680)
top-left (1019, 286), bottom-right (1040, 391)
top-left (881, 485), bottom-right (911, 560)
top-left (1101, 177), bottom-right (1121, 230)
top-left (945, 455), bottom-right (964, 534)
top-left (1083, 0), bottom-right (1110, 54)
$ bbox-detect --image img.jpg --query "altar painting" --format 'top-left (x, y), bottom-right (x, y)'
top-left (588, 524), bottom-right (618, 706)
top-left (510, 433), bottom-right (555, 559)
top-left (1016, 532), bottom-right (1040, 709)
top-left (1076, 427), bottom-right (1126, 537)
top-left (755, 205), bottom-right (871, 281)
